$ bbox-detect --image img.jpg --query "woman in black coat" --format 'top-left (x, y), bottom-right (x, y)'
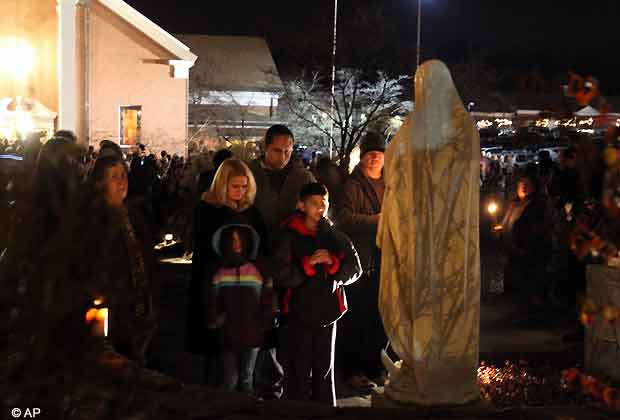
top-left (186, 158), bottom-right (268, 385)
top-left (499, 174), bottom-right (551, 311)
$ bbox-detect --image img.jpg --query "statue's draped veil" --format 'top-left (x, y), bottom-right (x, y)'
top-left (377, 60), bottom-right (481, 405)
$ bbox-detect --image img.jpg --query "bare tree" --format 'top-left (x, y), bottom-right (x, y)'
top-left (283, 68), bottom-right (408, 170)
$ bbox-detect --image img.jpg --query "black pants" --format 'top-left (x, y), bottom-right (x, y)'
top-left (504, 258), bottom-right (547, 304)
top-left (337, 271), bottom-right (387, 380)
top-left (283, 321), bottom-right (336, 406)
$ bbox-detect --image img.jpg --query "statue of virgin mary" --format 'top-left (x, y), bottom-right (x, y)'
top-left (377, 60), bottom-right (481, 405)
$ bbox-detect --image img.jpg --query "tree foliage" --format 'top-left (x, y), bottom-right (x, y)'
top-left (282, 68), bottom-right (408, 169)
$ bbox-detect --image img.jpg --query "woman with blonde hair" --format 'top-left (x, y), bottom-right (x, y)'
top-left (187, 157), bottom-right (268, 386)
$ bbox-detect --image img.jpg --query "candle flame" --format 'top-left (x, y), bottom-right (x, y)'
top-left (488, 202), bottom-right (498, 215)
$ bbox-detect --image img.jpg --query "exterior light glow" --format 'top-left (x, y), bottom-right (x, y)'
top-left (0, 38), bottom-right (35, 81)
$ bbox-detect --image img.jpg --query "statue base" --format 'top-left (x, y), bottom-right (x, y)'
top-left (371, 386), bottom-right (491, 412)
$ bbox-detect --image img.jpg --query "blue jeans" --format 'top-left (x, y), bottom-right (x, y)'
top-left (218, 347), bottom-right (259, 392)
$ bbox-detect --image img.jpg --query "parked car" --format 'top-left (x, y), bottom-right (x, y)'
top-left (512, 152), bottom-right (534, 169)
top-left (539, 147), bottom-right (566, 162)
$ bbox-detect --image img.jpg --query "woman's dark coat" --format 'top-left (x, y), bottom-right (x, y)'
top-left (186, 200), bottom-right (267, 354)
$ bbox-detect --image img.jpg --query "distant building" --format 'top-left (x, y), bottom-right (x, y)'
top-left (0, 0), bottom-right (197, 155)
top-left (176, 35), bottom-right (284, 148)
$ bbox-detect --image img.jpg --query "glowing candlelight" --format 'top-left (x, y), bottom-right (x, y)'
top-left (86, 299), bottom-right (109, 337)
top-left (487, 201), bottom-right (498, 215)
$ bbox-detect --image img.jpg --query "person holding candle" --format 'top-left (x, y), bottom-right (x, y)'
top-left (86, 153), bottom-right (157, 365)
top-left (496, 174), bottom-right (552, 321)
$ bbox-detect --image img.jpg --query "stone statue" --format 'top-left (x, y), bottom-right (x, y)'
top-left (377, 60), bottom-right (481, 405)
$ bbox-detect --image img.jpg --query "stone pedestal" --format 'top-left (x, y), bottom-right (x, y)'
top-left (585, 264), bottom-right (620, 382)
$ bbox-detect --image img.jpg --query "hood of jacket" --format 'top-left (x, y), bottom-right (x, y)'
top-left (212, 223), bottom-right (260, 260)
top-left (281, 211), bottom-right (333, 237)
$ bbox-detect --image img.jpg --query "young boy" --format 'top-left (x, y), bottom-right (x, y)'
top-left (208, 224), bottom-right (275, 393)
top-left (274, 182), bottom-right (362, 406)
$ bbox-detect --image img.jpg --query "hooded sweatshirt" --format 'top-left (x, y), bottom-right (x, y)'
top-left (207, 224), bottom-right (275, 349)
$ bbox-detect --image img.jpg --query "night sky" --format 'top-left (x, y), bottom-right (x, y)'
top-left (125, 0), bottom-right (620, 93)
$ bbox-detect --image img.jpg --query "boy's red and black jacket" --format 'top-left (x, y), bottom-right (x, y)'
top-left (273, 211), bottom-right (362, 328)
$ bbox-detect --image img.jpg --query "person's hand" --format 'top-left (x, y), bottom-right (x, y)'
top-left (309, 249), bottom-right (331, 265)
top-left (492, 224), bottom-right (503, 232)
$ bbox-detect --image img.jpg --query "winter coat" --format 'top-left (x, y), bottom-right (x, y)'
top-left (186, 200), bottom-right (268, 354)
top-left (501, 194), bottom-right (551, 266)
top-left (337, 165), bottom-right (384, 271)
top-left (79, 199), bottom-right (157, 363)
top-left (207, 224), bottom-right (275, 349)
top-left (273, 212), bottom-right (362, 328)
top-left (248, 159), bottom-right (315, 233)
top-left (549, 168), bottom-right (580, 208)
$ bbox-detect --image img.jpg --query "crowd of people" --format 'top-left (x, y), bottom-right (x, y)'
top-left (5, 121), bottom-right (619, 406)
top-left (0, 124), bottom-right (391, 407)
top-left (184, 125), bottom-right (391, 405)
top-left (486, 132), bottom-right (620, 336)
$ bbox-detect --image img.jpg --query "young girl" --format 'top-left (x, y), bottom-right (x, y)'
top-left (208, 224), bottom-right (274, 393)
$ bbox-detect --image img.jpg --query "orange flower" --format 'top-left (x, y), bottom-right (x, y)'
top-left (580, 374), bottom-right (594, 390)
top-left (602, 387), bottom-right (617, 407)
top-left (587, 382), bottom-right (603, 399)
top-left (602, 306), bottom-right (619, 322)
top-left (562, 368), bottom-right (579, 383)
top-left (580, 312), bottom-right (593, 327)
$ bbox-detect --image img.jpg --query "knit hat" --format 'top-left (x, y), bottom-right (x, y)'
top-left (360, 132), bottom-right (386, 157)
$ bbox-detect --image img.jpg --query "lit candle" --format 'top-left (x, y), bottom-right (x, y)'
top-left (164, 233), bottom-right (173, 242)
top-left (86, 299), bottom-right (109, 337)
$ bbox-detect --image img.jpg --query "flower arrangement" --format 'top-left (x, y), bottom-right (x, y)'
top-left (579, 297), bottom-right (620, 327)
top-left (562, 368), bottom-right (620, 410)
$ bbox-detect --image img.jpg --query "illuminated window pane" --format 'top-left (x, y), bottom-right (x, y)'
top-left (120, 105), bottom-right (141, 145)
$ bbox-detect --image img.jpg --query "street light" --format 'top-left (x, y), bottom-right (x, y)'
top-left (416, 0), bottom-right (422, 69)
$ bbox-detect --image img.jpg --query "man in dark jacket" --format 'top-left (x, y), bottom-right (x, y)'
top-left (336, 132), bottom-right (387, 389)
top-left (274, 183), bottom-right (362, 406)
top-left (248, 124), bottom-right (315, 398)
top-left (248, 125), bottom-right (315, 234)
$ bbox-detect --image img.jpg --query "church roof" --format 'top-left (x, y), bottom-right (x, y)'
top-left (97, 0), bottom-right (197, 64)
top-left (175, 34), bottom-right (283, 93)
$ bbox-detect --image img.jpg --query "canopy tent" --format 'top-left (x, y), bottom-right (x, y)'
top-left (575, 105), bottom-right (600, 117)
top-left (0, 97), bottom-right (56, 140)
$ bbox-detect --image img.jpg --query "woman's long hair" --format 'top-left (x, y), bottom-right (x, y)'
top-left (202, 158), bottom-right (256, 211)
